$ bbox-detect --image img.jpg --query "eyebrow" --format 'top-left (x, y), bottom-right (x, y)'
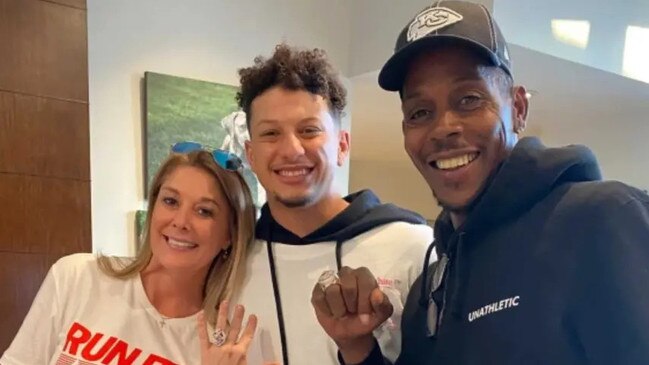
top-left (297, 117), bottom-right (322, 124)
top-left (160, 187), bottom-right (219, 206)
top-left (402, 90), bottom-right (423, 102)
top-left (255, 117), bottom-right (322, 126)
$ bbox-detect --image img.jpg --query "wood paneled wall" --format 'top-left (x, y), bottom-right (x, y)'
top-left (0, 0), bottom-right (90, 352)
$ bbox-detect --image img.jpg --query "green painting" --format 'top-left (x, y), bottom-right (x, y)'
top-left (144, 71), bottom-right (265, 216)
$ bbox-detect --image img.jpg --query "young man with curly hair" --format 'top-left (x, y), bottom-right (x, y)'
top-left (233, 44), bottom-right (433, 365)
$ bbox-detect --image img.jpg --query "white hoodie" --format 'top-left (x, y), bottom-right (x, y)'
top-left (235, 190), bottom-right (434, 365)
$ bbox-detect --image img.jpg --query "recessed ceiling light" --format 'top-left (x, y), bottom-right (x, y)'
top-left (551, 19), bottom-right (590, 49)
top-left (623, 25), bottom-right (649, 83)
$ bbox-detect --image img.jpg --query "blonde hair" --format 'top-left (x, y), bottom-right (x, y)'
top-left (98, 150), bottom-right (256, 324)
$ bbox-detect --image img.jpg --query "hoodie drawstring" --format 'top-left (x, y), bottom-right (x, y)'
top-left (419, 240), bottom-right (437, 307)
top-left (335, 240), bottom-right (343, 271)
top-left (418, 231), bottom-right (463, 335)
top-left (266, 222), bottom-right (289, 365)
top-left (265, 224), bottom-right (345, 365)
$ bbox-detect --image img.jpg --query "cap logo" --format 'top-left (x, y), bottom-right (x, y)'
top-left (407, 7), bottom-right (464, 42)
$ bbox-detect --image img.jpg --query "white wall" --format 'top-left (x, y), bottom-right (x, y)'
top-left (88, 0), bottom-right (353, 255)
top-left (511, 44), bottom-right (649, 192)
top-left (350, 159), bottom-right (441, 221)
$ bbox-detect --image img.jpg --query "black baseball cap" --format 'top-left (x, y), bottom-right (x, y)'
top-left (379, 1), bottom-right (512, 91)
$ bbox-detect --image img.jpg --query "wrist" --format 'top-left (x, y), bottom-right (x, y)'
top-left (336, 335), bottom-right (376, 364)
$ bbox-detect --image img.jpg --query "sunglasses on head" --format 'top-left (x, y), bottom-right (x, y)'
top-left (170, 141), bottom-right (243, 171)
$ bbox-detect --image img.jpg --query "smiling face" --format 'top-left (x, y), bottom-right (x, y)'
top-left (148, 165), bottom-right (231, 273)
top-left (245, 86), bottom-right (349, 208)
top-left (401, 44), bottom-right (528, 215)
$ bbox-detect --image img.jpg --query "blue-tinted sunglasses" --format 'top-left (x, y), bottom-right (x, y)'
top-left (170, 141), bottom-right (243, 171)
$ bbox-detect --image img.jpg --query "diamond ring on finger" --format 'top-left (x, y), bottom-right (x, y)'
top-left (318, 270), bottom-right (339, 292)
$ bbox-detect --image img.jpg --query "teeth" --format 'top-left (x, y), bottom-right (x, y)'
top-left (168, 238), bottom-right (197, 249)
top-left (435, 153), bottom-right (478, 170)
top-left (278, 169), bottom-right (309, 177)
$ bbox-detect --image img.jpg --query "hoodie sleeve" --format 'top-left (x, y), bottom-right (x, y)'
top-left (572, 195), bottom-right (649, 364)
top-left (337, 340), bottom-right (392, 365)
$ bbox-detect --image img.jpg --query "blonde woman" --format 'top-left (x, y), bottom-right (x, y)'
top-left (2, 143), bottom-right (262, 365)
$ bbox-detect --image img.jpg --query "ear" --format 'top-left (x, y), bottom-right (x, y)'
top-left (512, 86), bottom-right (529, 134)
top-left (244, 140), bottom-right (255, 171)
top-left (337, 130), bottom-right (350, 166)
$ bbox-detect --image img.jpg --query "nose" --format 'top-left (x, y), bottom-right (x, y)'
top-left (427, 110), bottom-right (463, 141)
top-left (278, 133), bottom-right (306, 160)
top-left (171, 206), bottom-right (191, 230)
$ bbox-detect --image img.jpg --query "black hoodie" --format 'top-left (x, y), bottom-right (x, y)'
top-left (359, 137), bottom-right (649, 365)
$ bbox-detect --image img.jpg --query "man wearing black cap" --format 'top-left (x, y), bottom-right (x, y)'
top-left (311, 1), bottom-right (649, 364)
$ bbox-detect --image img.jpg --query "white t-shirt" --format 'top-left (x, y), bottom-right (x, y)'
top-left (235, 221), bottom-right (434, 365)
top-left (1, 254), bottom-right (201, 365)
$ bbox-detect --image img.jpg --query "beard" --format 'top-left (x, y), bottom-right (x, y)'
top-left (432, 159), bottom-right (504, 216)
top-left (273, 191), bottom-right (317, 208)
top-left (433, 188), bottom-right (471, 214)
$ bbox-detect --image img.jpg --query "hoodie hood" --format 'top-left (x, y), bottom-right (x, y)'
top-left (256, 189), bottom-right (427, 245)
top-left (435, 137), bottom-right (602, 255)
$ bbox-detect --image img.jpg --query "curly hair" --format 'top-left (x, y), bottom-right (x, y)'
top-left (236, 43), bottom-right (347, 130)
